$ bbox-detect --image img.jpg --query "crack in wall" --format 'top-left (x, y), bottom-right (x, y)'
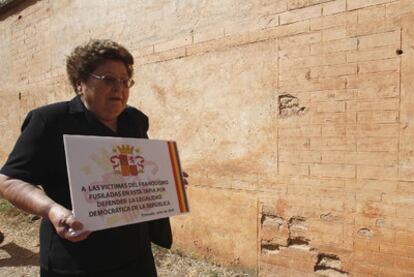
top-left (357, 227), bottom-right (374, 238)
top-left (314, 254), bottom-right (349, 277)
top-left (320, 212), bottom-right (340, 222)
top-left (261, 214), bottom-right (349, 276)
top-left (278, 94), bottom-right (306, 117)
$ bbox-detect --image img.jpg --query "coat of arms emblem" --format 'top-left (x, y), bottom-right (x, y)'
top-left (110, 144), bottom-right (144, 176)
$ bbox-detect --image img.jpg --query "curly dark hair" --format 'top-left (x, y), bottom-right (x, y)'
top-left (66, 39), bottom-right (134, 93)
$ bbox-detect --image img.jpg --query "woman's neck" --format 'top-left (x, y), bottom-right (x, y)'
top-left (100, 119), bottom-right (118, 133)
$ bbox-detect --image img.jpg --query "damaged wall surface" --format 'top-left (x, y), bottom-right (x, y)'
top-left (1, 0), bottom-right (414, 276)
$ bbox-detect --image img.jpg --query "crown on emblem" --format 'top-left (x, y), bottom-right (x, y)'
top-left (117, 144), bottom-right (134, 154)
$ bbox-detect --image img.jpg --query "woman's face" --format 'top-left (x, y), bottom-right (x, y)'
top-left (78, 59), bottom-right (131, 123)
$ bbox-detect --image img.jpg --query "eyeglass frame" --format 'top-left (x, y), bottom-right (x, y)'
top-left (89, 73), bottom-right (135, 89)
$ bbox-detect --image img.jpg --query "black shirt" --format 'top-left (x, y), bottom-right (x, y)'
top-left (1, 96), bottom-right (170, 275)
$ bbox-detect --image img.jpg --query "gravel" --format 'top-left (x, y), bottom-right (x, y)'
top-left (0, 201), bottom-right (251, 277)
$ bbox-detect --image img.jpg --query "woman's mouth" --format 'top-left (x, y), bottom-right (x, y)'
top-left (108, 96), bottom-right (122, 102)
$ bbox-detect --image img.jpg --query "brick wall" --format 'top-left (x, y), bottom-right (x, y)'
top-left (1, 0), bottom-right (414, 276)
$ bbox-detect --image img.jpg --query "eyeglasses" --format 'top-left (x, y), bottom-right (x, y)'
top-left (89, 73), bottom-right (135, 89)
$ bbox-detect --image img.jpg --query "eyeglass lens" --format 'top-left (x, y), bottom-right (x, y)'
top-left (102, 75), bottom-right (134, 88)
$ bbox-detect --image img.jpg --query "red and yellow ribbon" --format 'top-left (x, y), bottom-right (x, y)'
top-left (167, 141), bottom-right (189, 213)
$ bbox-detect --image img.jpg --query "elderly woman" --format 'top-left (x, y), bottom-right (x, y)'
top-left (0, 39), bottom-right (175, 276)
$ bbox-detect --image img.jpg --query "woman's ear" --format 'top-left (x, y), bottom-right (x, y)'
top-left (76, 81), bottom-right (83, 95)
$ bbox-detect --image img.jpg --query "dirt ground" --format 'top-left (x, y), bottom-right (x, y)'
top-left (0, 202), bottom-right (251, 277)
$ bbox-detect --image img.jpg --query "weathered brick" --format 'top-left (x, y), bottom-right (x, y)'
top-left (358, 58), bottom-right (400, 73)
top-left (358, 3), bottom-right (387, 24)
top-left (320, 197), bottom-right (345, 211)
top-left (260, 263), bottom-right (315, 277)
top-left (352, 262), bottom-right (379, 276)
top-left (131, 45), bottom-right (154, 57)
top-left (261, 252), bottom-right (316, 273)
top-left (356, 201), bottom-right (396, 218)
top-left (185, 38), bottom-right (228, 56)
top-left (309, 220), bottom-right (344, 237)
top-left (266, 20), bottom-right (310, 39)
top-left (280, 76), bottom-right (347, 92)
top-left (357, 165), bottom-right (399, 180)
top-left (358, 30), bottom-right (400, 49)
top-left (311, 136), bottom-right (356, 151)
top-left (257, 0), bottom-right (289, 14)
top-left (397, 182), bottom-right (414, 194)
top-left (280, 4), bottom-right (322, 25)
top-left (193, 27), bottom-right (225, 44)
top-left (310, 89), bottom-right (357, 102)
top-left (396, 204), bottom-right (414, 219)
top-left (354, 239), bottom-right (380, 252)
top-left (279, 44), bottom-right (311, 58)
top-left (321, 124), bottom-right (356, 137)
top-left (311, 37), bottom-right (357, 54)
top-left (378, 266), bottom-right (414, 277)
top-left (347, 0), bottom-right (391, 11)
top-left (396, 230), bottom-right (414, 246)
top-left (354, 71), bottom-right (399, 99)
top-left (288, 0), bottom-right (310, 10)
top-left (322, 151), bottom-right (397, 166)
top-left (357, 110), bottom-right (399, 123)
top-left (394, 256), bottom-right (414, 272)
top-left (315, 101), bottom-right (346, 113)
top-left (310, 163), bottom-right (355, 178)
top-left (388, 218), bottom-right (414, 232)
top-left (311, 112), bottom-right (351, 125)
top-left (312, 64), bottom-right (357, 78)
top-left (348, 6), bottom-right (399, 37)
top-left (355, 179), bottom-right (398, 193)
top-left (323, 0), bottom-right (346, 16)
top-left (382, 193), bottom-right (414, 205)
top-left (279, 162), bottom-right (309, 176)
top-left (279, 124), bottom-right (322, 137)
top-left (347, 45), bottom-right (397, 63)
top-left (386, 1), bottom-right (402, 19)
top-left (279, 32), bottom-right (321, 48)
top-left (279, 150), bottom-right (321, 163)
top-left (138, 47), bottom-right (186, 64)
top-left (356, 99), bottom-right (399, 111)
top-left (357, 124), bottom-right (399, 138)
top-left (280, 51), bottom-right (347, 69)
top-left (354, 251), bottom-right (395, 268)
top-left (322, 27), bottom-right (349, 41)
top-left (310, 11), bottom-right (357, 30)
top-left (355, 225), bottom-right (396, 242)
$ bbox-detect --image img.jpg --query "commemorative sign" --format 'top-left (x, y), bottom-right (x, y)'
top-left (63, 135), bottom-right (189, 231)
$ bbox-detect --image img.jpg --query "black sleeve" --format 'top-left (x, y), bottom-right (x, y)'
top-left (122, 106), bottom-right (149, 139)
top-left (148, 218), bottom-right (173, 249)
top-left (0, 110), bottom-right (47, 185)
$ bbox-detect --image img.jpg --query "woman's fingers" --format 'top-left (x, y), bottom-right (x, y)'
top-left (61, 214), bottom-right (91, 242)
top-left (182, 171), bottom-right (189, 187)
top-left (65, 214), bottom-right (83, 230)
top-left (49, 205), bottom-right (90, 242)
top-left (65, 228), bottom-right (91, 242)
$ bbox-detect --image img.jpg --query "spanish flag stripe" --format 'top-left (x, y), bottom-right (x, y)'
top-left (172, 142), bottom-right (189, 211)
top-left (167, 142), bottom-right (185, 213)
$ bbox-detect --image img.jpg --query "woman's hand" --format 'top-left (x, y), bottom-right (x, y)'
top-left (48, 204), bottom-right (91, 242)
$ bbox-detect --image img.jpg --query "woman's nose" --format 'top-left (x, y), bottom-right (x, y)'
top-left (111, 81), bottom-right (123, 91)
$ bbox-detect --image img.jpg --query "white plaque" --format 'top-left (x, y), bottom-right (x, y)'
top-left (63, 135), bottom-right (189, 231)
